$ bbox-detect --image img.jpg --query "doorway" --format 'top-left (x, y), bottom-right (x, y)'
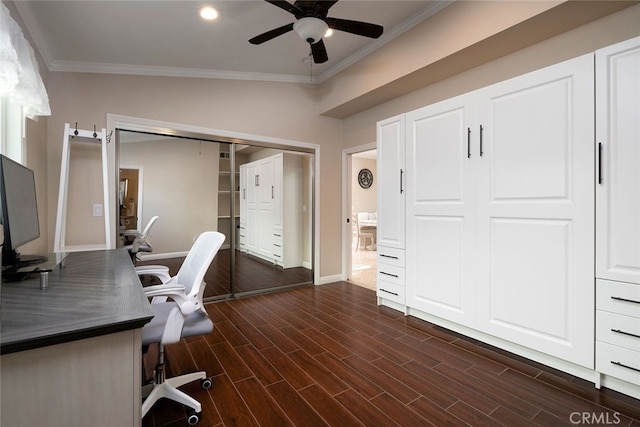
top-left (344, 145), bottom-right (377, 291)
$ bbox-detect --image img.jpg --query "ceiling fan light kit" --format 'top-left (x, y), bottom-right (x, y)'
top-left (293, 17), bottom-right (328, 44)
top-left (249, 0), bottom-right (383, 64)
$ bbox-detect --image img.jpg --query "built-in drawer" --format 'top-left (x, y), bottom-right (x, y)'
top-left (377, 246), bottom-right (405, 268)
top-left (596, 310), bottom-right (640, 352)
top-left (597, 279), bottom-right (640, 319)
top-left (377, 280), bottom-right (405, 305)
top-left (596, 341), bottom-right (640, 385)
top-left (377, 264), bottom-right (404, 287)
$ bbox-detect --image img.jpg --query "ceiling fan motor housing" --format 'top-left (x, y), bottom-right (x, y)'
top-left (293, 17), bottom-right (328, 44)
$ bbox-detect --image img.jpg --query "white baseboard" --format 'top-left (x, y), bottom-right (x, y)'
top-left (317, 274), bottom-right (343, 285)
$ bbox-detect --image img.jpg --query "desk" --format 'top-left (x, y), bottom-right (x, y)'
top-left (1, 249), bottom-right (154, 426)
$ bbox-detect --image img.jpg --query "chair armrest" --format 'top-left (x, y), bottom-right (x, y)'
top-left (144, 284), bottom-right (199, 315)
top-left (135, 265), bottom-right (172, 284)
top-left (144, 284), bottom-right (185, 297)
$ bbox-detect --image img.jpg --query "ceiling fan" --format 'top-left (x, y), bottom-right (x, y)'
top-left (249, 0), bottom-right (384, 64)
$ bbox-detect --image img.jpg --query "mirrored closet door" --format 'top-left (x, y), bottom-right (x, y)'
top-left (117, 130), bottom-right (313, 301)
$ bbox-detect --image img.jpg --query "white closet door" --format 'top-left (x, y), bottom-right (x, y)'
top-left (596, 37), bottom-right (640, 285)
top-left (476, 54), bottom-right (595, 367)
top-left (405, 94), bottom-right (478, 327)
top-left (376, 114), bottom-right (405, 250)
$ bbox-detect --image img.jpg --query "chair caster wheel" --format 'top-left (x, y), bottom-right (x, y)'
top-left (187, 411), bottom-right (201, 425)
top-left (201, 377), bottom-right (212, 389)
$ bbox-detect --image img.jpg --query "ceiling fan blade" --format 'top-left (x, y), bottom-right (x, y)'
top-left (249, 23), bottom-right (294, 45)
top-left (325, 17), bottom-right (383, 39)
top-left (265, 1), bottom-right (303, 18)
top-left (310, 39), bottom-right (328, 64)
top-left (316, 1), bottom-right (339, 11)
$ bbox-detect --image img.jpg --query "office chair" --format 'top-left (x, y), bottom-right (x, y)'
top-left (123, 215), bottom-right (159, 262)
top-left (140, 231), bottom-right (225, 425)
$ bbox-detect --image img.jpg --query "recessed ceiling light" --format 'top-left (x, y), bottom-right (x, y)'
top-left (199, 6), bottom-right (219, 21)
top-left (325, 28), bottom-right (334, 37)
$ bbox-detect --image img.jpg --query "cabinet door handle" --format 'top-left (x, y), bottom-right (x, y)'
top-left (380, 288), bottom-right (399, 296)
top-left (400, 169), bottom-right (404, 194)
top-left (611, 361), bottom-right (640, 373)
top-left (272, 185), bottom-right (274, 199)
top-left (380, 271), bottom-right (398, 278)
top-left (611, 329), bottom-right (640, 339)
top-left (611, 296), bottom-right (640, 305)
top-left (380, 254), bottom-right (398, 259)
top-left (467, 127), bottom-right (471, 158)
top-left (479, 125), bottom-right (484, 157)
top-left (243, 188), bottom-right (246, 199)
top-left (255, 174), bottom-right (259, 186)
top-left (598, 142), bottom-right (603, 185)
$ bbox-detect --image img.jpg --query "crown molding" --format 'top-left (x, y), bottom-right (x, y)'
top-left (15, 1), bottom-right (453, 85)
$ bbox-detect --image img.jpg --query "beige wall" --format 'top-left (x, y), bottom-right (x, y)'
top-left (120, 138), bottom-right (220, 255)
top-left (44, 73), bottom-right (343, 278)
top-left (351, 157), bottom-right (377, 215)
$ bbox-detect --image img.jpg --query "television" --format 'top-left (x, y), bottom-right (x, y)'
top-left (0, 154), bottom-right (46, 268)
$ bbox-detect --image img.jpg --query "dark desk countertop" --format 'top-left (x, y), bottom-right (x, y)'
top-left (1, 249), bottom-right (154, 355)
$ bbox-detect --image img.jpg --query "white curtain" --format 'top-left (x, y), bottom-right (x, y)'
top-left (0, 2), bottom-right (50, 119)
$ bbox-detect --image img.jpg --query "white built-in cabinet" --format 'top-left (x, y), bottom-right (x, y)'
top-left (376, 115), bottom-right (407, 308)
top-left (379, 54), bottom-right (597, 371)
top-left (239, 153), bottom-right (303, 268)
top-left (595, 37), bottom-right (640, 391)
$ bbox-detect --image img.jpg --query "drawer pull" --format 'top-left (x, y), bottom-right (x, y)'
top-left (380, 271), bottom-right (398, 278)
top-left (611, 296), bottom-right (640, 305)
top-left (274, 244), bottom-right (281, 248)
top-left (611, 329), bottom-right (640, 339)
top-left (274, 233), bottom-right (282, 237)
top-left (380, 289), bottom-right (399, 296)
top-left (611, 361), bottom-right (640, 373)
top-left (380, 254), bottom-right (399, 260)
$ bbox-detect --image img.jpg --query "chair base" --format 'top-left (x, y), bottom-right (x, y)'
top-left (141, 371), bottom-right (206, 417)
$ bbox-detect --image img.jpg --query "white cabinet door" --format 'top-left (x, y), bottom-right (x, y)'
top-left (476, 54), bottom-right (595, 367)
top-left (376, 114), bottom-right (405, 249)
top-left (405, 94), bottom-right (478, 327)
top-left (239, 164), bottom-right (248, 251)
top-left (245, 162), bottom-right (259, 255)
top-left (272, 154), bottom-right (283, 231)
top-left (256, 157), bottom-right (274, 260)
top-left (596, 36), bottom-right (640, 285)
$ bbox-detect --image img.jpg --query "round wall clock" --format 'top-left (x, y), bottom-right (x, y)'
top-left (358, 168), bottom-right (373, 189)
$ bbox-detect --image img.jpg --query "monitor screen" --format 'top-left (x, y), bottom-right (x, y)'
top-left (0, 154), bottom-right (40, 266)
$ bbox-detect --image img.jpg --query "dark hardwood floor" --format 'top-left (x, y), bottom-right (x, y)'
top-left (142, 282), bottom-right (640, 427)
top-left (137, 249), bottom-right (312, 298)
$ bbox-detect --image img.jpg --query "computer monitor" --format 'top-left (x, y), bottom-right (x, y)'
top-left (0, 154), bottom-right (45, 268)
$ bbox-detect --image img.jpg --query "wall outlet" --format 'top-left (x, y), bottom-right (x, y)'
top-left (93, 204), bottom-right (103, 217)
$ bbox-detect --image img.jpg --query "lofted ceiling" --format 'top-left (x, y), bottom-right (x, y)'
top-left (14, 0), bottom-right (451, 84)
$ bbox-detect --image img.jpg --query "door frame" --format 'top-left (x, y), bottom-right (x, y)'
top-left (341, 142), bottom-right (376, 281)
top-left (108, 113), bottom-right (321, 286)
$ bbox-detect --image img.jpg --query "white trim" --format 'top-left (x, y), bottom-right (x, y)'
top-left (107, 113), bottom-right (321, 285)
top-left (119, 164), bottom-right (144, 232)
top-left (317, 274), bottom-right (344, 285)
top-left (341, 142), bottom-right (377, 282)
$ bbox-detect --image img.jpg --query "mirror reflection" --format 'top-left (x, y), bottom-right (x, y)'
top-left (117, 130), bottom-right (313, 300)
